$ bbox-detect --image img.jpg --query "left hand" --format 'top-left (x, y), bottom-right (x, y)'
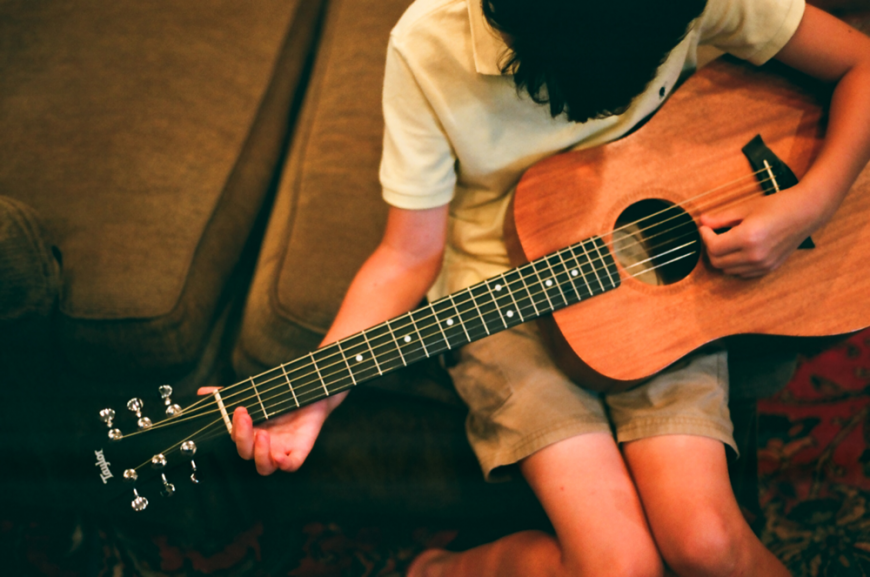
top-left (698, 186), bottom-right (824, 278)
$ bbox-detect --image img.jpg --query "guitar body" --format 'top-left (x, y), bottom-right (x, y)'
top-left (511, 57), bottom-right (870, 386)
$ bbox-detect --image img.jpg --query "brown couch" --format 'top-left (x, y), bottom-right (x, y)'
top-left (3, 0), bottom-right (866, 547)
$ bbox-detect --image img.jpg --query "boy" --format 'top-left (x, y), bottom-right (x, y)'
top-left (227, 0), bottom-right (870, 574)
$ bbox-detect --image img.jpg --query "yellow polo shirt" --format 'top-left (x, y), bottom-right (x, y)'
top-left (379, 0), bottom-right (805, 300)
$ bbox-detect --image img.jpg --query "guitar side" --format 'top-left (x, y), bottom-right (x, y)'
top-left (511, 57), bottom-right (870, 384)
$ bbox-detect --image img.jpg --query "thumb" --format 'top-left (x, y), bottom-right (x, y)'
top-left (699, 205), bottom-right (747, 231)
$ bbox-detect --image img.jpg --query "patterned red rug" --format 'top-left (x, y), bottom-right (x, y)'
top-left (4, 329), bottom-right (869, 577)
top-left (757, 329), bottom-right (870, 576)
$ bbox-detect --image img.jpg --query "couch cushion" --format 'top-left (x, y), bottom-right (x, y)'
top-left (234, 0), bottom-right (408, 362)
top-left (0, 0), bottom-right (324, 376)
top-left (232, 0), bottom-right (459, 403)
top-left (0, 196), bottom-right (60, 326)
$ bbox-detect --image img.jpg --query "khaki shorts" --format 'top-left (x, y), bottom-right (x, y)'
top-left (448, 323), bottom-right (736, 481)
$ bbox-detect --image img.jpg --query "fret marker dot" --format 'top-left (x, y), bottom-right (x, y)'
top-left (545, 279), bottom-right (553, 287)
top-left (355, 354), bottom-right (363, 362)
top-left (403, 335), bottom-right (412, 343)
top-left (446, 318), bottom-right (454, 326)
top-left (571, 270), bottom-right (579, 277)
top-left (495, 284), bottom-right (502, 291)
top-left (506, 310), bottom-right (515, 318)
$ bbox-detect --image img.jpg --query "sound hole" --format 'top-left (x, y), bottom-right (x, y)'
top-left (613, 199), bottom-right (700, 286)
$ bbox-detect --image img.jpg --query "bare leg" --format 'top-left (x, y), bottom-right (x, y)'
top-left (623, 435), bottom-right (789, 577)
top-left (408, 432), bottom-right (664, 577)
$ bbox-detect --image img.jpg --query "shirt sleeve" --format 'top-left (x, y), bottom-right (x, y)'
top-left (698, 0), bottom-right (805, 65)
top-left (379, 38), bottom-right (457, 210)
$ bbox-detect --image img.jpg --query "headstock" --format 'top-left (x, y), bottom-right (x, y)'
top-left (89, 385), bottom-right (228, 513)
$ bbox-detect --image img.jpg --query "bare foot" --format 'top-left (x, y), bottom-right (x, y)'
top-left (406, 548), bottom-right (455, 577)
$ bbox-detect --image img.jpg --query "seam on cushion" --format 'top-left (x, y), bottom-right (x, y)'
top-left (0, 197), bottom-right (58, 317)
top-left (60, 0), bottom-right (315, 322)
top-left (270, 0), bottom-right (348, 336)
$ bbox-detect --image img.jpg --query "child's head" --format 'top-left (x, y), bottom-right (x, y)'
top-left (482, 0), bottom-right (707, 123)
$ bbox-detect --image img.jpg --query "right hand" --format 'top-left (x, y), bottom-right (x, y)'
top-left (198, 388), bottom-right (348, 475)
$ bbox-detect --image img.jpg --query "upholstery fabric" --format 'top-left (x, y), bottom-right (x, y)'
top-left (234, 0), bottom-right (415, 371)
top-left (0, 0), bottom-right (324, 376)
top-left (0, 196), bottom-right (60, 325)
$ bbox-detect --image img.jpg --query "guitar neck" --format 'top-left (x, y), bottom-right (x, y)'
top-left (232, 235), bottom-right (621, 425)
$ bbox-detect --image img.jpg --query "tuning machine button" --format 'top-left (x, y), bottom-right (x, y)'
top-left (99, 408), bottom-right (116, 428)
top-left (160, 473), bottom-right (176, 497)
top-left (151, 454), bottom-right (167, 469)
top-left (108, 428), bottom-right (123, 441)
top-left (181, 441), bottom-right (197, 456)
top-left (159, 385), bottom-right (182, 417)
top-left (131, 489), bottom-right (149, 512)
top-left (127, 398), bottom-right (152, 430)
top-left (122, 469), bottom-right (148, 511)
top-left (181, 441), bottom-right (200, 483)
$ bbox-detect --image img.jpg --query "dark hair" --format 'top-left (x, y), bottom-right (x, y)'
top-left (482, 0), bottom-right (707, 123)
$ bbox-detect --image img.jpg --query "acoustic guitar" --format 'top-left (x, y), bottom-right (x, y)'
top-left (87, 56), bottom-right (870, 514)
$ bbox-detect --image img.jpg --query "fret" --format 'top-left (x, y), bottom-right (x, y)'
top-left (516, 265), bottom-right (542, 316)
top-left (465, 284), bottom-right (491, 336)
top-left (248, 376), bottom-right (269, 420)
top-left (527, 258), bottom-right (556, 312)
top-left (389, 313), bottom-right (430, 364)
top-left (383, 318), bottom-right (407, 366)
top-left (498, 271), bottom-right (526, 323)
top-left (447, 293), bottom-right (472, 342)
top-left (361, 330), bottom-right (383, 375)
top-left (365, 323), bottom-right (403, 373)
top-left (556, 248), bottom-right (584, 301)
top-left (430, 301), bottom-right (452, 350)
top-left (338, 333), bottom-right (384, 381)
top-left (541, 253), bottom-right (569, 307)
top-left (335, 341), bottom-right (357, 386)
top-left (483, 279), bottom-right (509, 329)
top-left (431, 298), bottom-right (467, 350)
top-left (408, 310), bottom-right (430, 358)
top-left (591, 237), bottom-right (620, 290)
top-left (466, 281), bottom-right (503, 335)
top-left (279, 363), bottom-right (300, 407)
top-left (568, 242), bottom-right (594, 298)
top-left (309, 352), bottom-right (329, 396)
top-left (410, 305), bottom-right (453, 356)
top-left (576, 239), bottom-right (604, 294)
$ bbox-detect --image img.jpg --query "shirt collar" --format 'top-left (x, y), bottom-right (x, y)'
top-left (468, 0), bottom-right (510, 75)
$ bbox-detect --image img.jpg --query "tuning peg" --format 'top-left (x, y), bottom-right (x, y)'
top-left (127, 398), bottom-right (152, 430)
top-left (151, 454), bottom-right (167, 469)
top-left (99, 408), bottom-right (115, 427)
top-left (160, 473), bottom-right (176, 497)
top-left (181, 440), bottom-right (197, 457)
top-left (181, 441), bottom-right (200, 483)
top-left (122, 469), bottom-right (148, 511)
top-left (159, 385), bottom-right (182, 416)
top-left (131, 488), bottom-right (148, 512)
top-left (100, 408), bottom-right (124, 440)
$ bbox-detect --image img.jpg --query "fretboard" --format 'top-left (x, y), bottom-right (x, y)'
top-left (229, 235), bottom-right (620, 424)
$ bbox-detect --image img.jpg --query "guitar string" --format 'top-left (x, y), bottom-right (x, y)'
top-left (141, 166), bottom-right (773, 425)
top-left (134, 243), bottom-right (704, 472)
top-left (122, 170), bottom-right (776, 437)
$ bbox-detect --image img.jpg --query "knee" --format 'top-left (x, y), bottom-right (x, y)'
top-left (561, 540), bottom-right (664, 577)
top-left (660, 512), bottom-right (746, 577)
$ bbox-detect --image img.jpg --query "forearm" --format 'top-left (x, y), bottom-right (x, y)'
top-left (318, 204), bottom-right (449, 412)
top-left (798, 57), bottom-right (870, 226)
top-left (776, 5), bottom-right (870, 229)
